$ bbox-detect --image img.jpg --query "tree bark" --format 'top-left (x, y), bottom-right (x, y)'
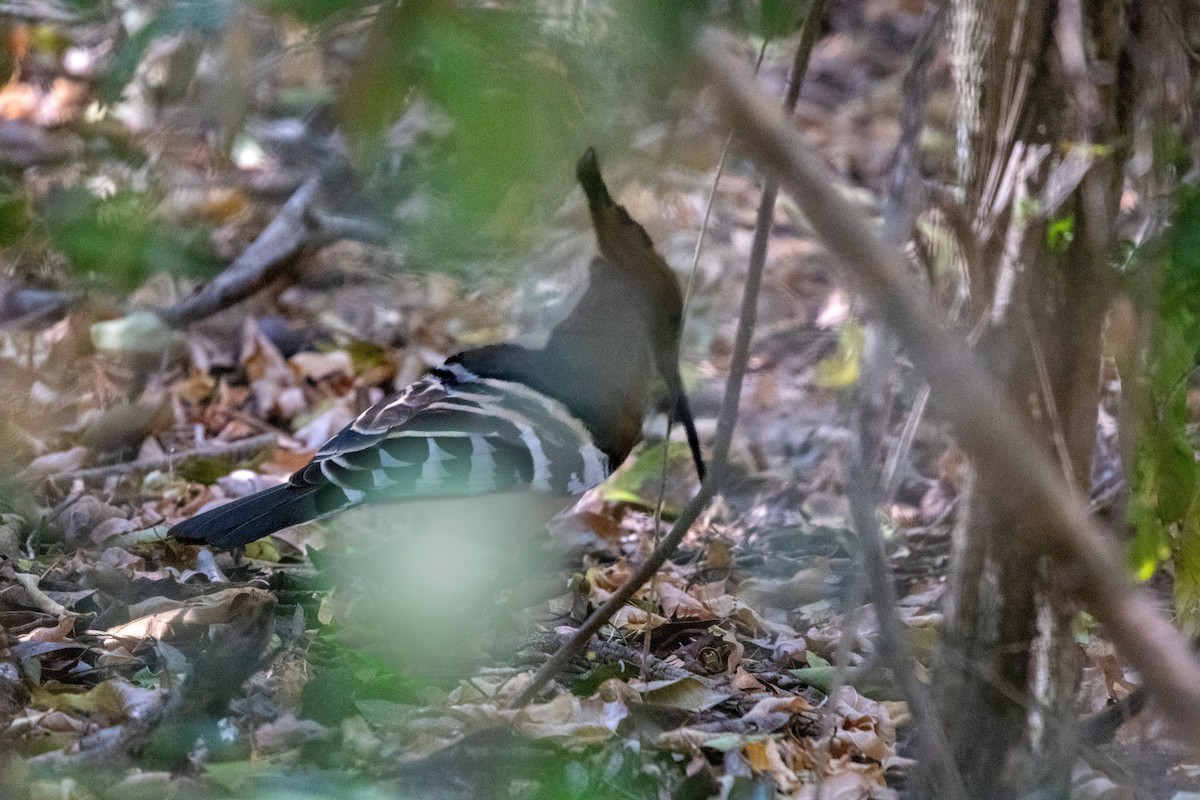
top-left (930, 1), bottom-right (1130, 795)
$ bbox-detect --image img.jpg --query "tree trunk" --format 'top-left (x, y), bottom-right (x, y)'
top-left (927, 1), bottom-right (1130, 795)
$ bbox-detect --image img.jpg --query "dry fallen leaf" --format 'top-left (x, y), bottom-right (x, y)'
top-left (21, 446), bottom-right (89, 481)
top-left (514, 690), bottom-right (628, 746)
top-left (105, 587), bottom-right (274, 643)
top-left (30, 679), bottom-right (161, 725)
top-left (744, 736), bottom-right (798, 790)
top-left (20, 615), bottom-right (76, 644)
top-left (290, 350), bottom-right (353, 383)
top-left (732, 667), bottom-right (766, 691)
top-left (793, 764), bottom-right (896, 800)
top-left (827, 687), bottom-right (896, 765)
top-left (254, 713), bottom-right (330, 752)
top-left (737, 560), bottom-right (831, 609)
top-left (632, 676), bottom-right (731, 712)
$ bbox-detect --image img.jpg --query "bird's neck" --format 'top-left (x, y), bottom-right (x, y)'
top-left (450, 290), bottom-right (656, 467)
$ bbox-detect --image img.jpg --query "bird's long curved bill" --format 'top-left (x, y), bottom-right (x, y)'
top-left (666, 371), bottom-right (706, 482)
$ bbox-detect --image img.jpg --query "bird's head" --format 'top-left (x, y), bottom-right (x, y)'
top-left (576, 148), bottom-right (685, 369)
top-left (575, 148), bottom-right (705, 481)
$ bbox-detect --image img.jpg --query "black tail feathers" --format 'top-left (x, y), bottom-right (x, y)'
top-left (169, 483), bottom-right (332, 550)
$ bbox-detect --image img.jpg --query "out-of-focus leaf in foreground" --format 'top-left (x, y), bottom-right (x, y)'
top-left (41, 187), bottom-right (221, 292)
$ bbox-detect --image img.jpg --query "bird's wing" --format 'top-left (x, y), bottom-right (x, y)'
top-left (294, 365), bottom-right (611, 503)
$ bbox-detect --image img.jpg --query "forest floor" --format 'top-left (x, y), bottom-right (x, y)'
top-left (0, 2), bottom-right (1192, 799)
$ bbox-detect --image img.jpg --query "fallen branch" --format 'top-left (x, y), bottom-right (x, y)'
top-left (0, 120), bottom-right (83, 169)
top-left (0, 2), bottom-right (79, 23)
top-left (695, 32), bottom-right (1200, 741)
top-left (159, 179), bottom-right (322, 328)
top-left (47, 433), bottom-right (278, 491)
top-left (158, 177), bottom-right (394, 327)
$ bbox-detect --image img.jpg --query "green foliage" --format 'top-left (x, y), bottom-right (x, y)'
top-left (333, 1), bottom-right (726, 268)
top-left (754, 0), bottom-right (816, 38)
top-left (570, 660), bottom-right (640, 696)
top-left (620, 0), bottom-right (710, 56)
top-left (0, 176), bottom-right (29, 247)
top-left (1128, 185), bottom-right (1200, 631)
top-left (40, 187), bottom-right (221, 292)
top-left (338, 2), bottom-right (588, 263)
top-left (1046, 212), bottom-right (1075, 253)
top-left (300, 640), bottom-right (440, 725)
top-left (790, 650), bottom-right (902, 700)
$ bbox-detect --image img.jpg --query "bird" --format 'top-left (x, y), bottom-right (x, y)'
top-left (170, 148), bottom-right (706, 551)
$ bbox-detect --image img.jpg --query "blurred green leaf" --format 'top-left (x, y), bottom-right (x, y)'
top-left (0, 177), bottom-right (28, 247)
top-left (300, 632), bottom-right (441, 725)
top-left (636, 676), bottom-right (730, 711)
top-left (760, 0), bottom-right (808, 38)
top-left (1047, 213), bottom-right (1075, 253)
top-left (204, 760), bottom-right (281, 793)
top-left (571, 661), bottom-right (639, 696)
top-left (337, 1), bottom-right (710, 267)
top-left (1127, 184), bottom-right (1200, 631)
top-left (41, 187), bottom-right (221, 291)
top-left (620, 0), bottom-right (708, 57)
top-left (789, 665), bottom-right (901, 700)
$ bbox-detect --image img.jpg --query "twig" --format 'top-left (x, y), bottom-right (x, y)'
top-left (882, 0), bottom-right (947, 242)
top-left (696, 32), bottom-right (1200, 742)
top-left (879, 383), bottom-right (927, 504)
top-left (646, 35), bottom-right (770, 681)
top-left (875, 0), bottom-right (946, 509)
top-left (158, 177), bottom-right (393, 327)
top-left (848, 329), bottom-right (965, 799)
top-left (306, 206), bottom-right (392, 248)
top-left (679, 31), bottom-right (771, 322)
top-left (46, 433), bottom-right (278, 491)
top-left (510, 485), bottom-right (718, 707)
top-left (509, 17), bottom-right (825, 709)
top-left (13, 572), bottom-right (69, 616)
top-left (521, 631), bottom-right (696, 683)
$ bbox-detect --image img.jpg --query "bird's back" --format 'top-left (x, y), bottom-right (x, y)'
top-left (170, 359), bottom-right (612, 549)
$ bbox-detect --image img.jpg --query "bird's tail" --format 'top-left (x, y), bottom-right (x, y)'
top-left (169, 483), bottom-right (336, 550)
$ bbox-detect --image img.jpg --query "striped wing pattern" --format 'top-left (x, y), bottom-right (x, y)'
top-left (291, 363), bottom-right (610, 508)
